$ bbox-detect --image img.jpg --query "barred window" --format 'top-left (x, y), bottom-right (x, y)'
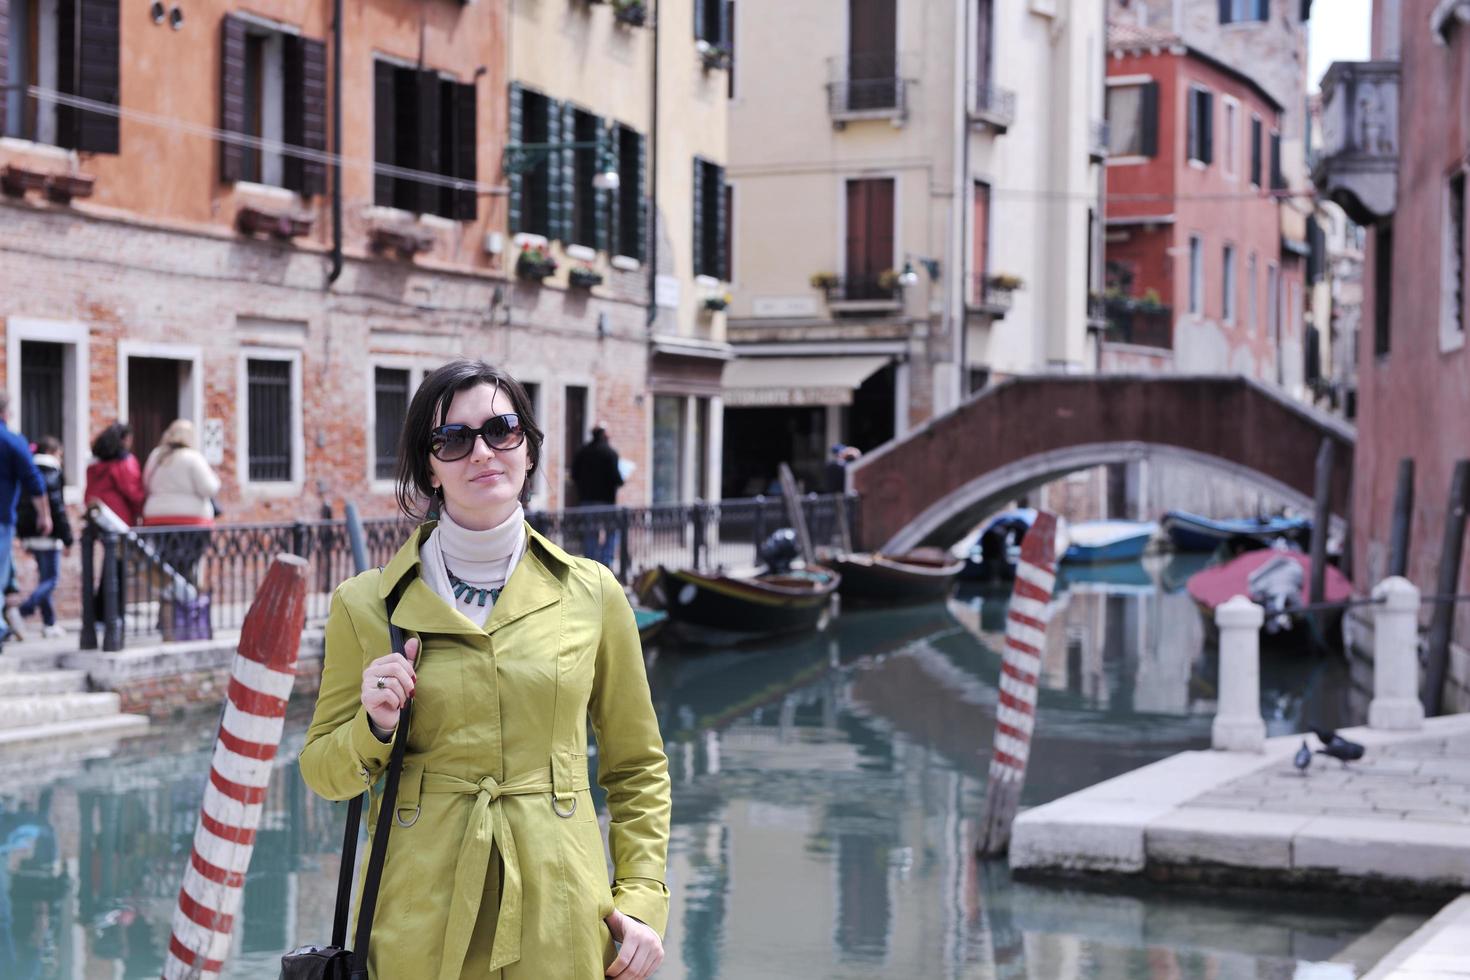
top-left (374, 368), bottom-right (410, 480)
top-left (247, 358), bottom-right (294, 482)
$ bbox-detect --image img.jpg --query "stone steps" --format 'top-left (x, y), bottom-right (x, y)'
top-left (0, 692), bottom-right (125, 730)
top-left (0, 711), bottom-right (149, 749)
top-left (0, 669), bottom-right (89, 696)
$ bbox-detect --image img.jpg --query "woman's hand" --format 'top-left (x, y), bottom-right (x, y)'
top-left (604, 908), bottom-right (663, 978)
top-left (360, 637), bottom-right (419, 732)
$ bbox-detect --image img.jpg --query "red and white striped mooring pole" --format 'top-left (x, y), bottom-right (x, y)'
top-left (977, 511), bottom-right (1058, 857)
top-left (164, 554), bottom-right (308, 979)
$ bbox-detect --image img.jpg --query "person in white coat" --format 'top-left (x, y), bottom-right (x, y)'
top-left (142, 419), bottom-right (221, 583)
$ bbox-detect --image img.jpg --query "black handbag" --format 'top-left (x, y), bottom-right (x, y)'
top-left (281, 595), bottom-right (412, 980)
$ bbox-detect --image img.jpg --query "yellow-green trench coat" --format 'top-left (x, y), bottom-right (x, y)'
top-left (299, 523), bottom-right (671, 979)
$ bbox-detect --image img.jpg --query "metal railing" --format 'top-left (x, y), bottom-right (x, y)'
top-left (1102, 296), bottom-right (1174, 349)
top-left (972, 82), bottom-right (1016, 131)
top-left (826, 54), bottom-right (909, 117)
top-left (823, 275), bottom-right (900, 304)
top-left (79, 493), bottom-right (860, 650)
top-left (1089, 119), bottom-right (1110, 160)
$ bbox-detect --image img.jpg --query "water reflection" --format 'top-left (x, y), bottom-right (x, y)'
top-left (0, 563), bottom-right (1406, 978)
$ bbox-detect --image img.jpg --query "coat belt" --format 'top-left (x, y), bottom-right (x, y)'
top-left (418, 766), bottom-right (583, 977)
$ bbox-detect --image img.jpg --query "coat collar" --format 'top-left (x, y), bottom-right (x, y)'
top-left (379, 522), bottom-right (577, 637)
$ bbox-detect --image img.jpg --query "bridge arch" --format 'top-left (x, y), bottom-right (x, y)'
top-left (850, 375), bottom-right (1355, 552)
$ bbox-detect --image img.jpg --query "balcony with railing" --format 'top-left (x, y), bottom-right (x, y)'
top-left (827, 55), bottom-right (912, 127)
top-left (1312, 61), bottom-right (1399, 225)
top-left (1102, 295), bottom-right (1174, 349)
top-left (821, 274), bottom-right (903, 314)
top-left (967, 274), bottom-right (1020, 318)
top-left (1089, 120), bottom-right (1110, 162)
top-left (971, 82), bottom-right (1016, 134)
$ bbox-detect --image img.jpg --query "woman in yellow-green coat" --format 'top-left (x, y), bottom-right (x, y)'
top-left (299, 359), bottom-right (670, 979)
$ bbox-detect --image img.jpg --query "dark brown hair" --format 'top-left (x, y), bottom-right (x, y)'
top-left (394, 359), bottom-right (545, 520)
top-left (91, 422), bottom-right (132, 462)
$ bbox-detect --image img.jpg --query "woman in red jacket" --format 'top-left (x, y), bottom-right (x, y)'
top-left (84, 422), bottom-right (145, 526)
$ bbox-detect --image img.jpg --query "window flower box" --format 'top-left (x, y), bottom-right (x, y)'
top-left (613, 0), bottom-right (646, 26)
top-left (368, 223), bottom-right (436, 258)
top-left (43, 172), bottom-right (96, 204)
top-left (809, 272), bottom-right (840, 290)
top-left (877, 268), bottom-right (902, 292)
top-left (237, 203), bottom-right (313, 240)
top-left (569, 266), bottom-right (603, 289)
top-left (516, 246), bottom-right (559, 281)
top-left (985, 272), bottom-right (1024, 292)
top-left (703, 292), bottom-right (732, 312)
top-left (1, 164), bottom-right (49, 198)
top-left (697, 40), bottom-right (732, 71)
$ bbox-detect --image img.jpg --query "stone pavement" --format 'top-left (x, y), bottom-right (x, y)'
top-left (1364, 894), bottom-right (1470, 979)
top-left (1011, 713), bottom-right (1470, 889)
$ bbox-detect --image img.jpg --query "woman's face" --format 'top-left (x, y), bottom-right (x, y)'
top-left (427, 382), bottom-right (529, 530)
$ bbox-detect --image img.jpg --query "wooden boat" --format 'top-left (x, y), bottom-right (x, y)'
top-left (1187, 548), bottom-right (1354, 644)
top-left (659, 564), bottom-right (841, 641)
top-left (1055, 558), bottom-right (1153, 595)
top-left (634, 607), bottom-right (669, 646)
top-left (1061, 520), bottom-right (1159, 564)
top-left (958, 508), bottom-right (1035, 581)
top-left (1162, 510), bottom-right (1311, 553)
top-left (824, 548), bottom-right (964, 605)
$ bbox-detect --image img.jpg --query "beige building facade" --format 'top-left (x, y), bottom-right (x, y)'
top-left (723, 0), bottom-right (1106, 496)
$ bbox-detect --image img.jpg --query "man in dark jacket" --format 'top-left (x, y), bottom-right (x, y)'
top-left (570, 424), bottom-right (624, 567)
top-left (13, 436), bottom-right (73, 639)
top-left (0, 395), bottom-right (50, 650)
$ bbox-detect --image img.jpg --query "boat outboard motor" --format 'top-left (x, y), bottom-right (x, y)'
top-left (759, 528), bottom-right (801, 575)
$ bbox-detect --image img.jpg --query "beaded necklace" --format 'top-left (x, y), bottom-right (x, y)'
top-left (447, 568), bottom-right (503, 608)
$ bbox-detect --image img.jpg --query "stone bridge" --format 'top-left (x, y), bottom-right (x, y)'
top-left (850, 375), bottom-right (1356, 552)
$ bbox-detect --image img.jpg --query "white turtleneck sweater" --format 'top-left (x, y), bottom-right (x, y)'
top-left (419, 503), bottom-right (527, 628)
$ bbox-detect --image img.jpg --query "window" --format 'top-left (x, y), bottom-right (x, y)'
top-left (652, 395), bottom-right (685, 505)
top-left (695, 0), bottom-right (730, 46)
top-left (1250, 116), bottom-right (1263, 186)
top-left (1247, 252), bottom-right (1258, 332)
top-left (1222, 244), bottom-right (1236, 323)
top-left (845, 177), bottom-right (896, 299)
top-left (1267, 262), bottom-right (1281, 347)
top-left (613, 124), bottom-right (648, 260)
top-left (19, 342), bottom-right (64, 451)
top-left (220, 16), bottom-right (327, 193)
top-left (1222, 99), bottom-right (1239, 178)
top-left (1105, 82), bottom-right (1159, 157)
top-left (973, 180), bottom-right (991, 302)
top-left (1444, 170), bottom-right (1466, 342)
top-left (564, 385), bottom-right (588, 505)
top-left (246, 358), bottom-right (295, 483)
top-left (375, 60), bottom-right (477, 219)
top-left (1375, 224), bottom-right (1393, 355)
top-left (1219, 0), bottom-right (1269, 23)
top-left (1269, 130), bottom-right (1285, 191)
top-left (374, 368), bottom-right (410, 481)
top-left (1189, 236), bottom-right (1204, 314)
top-left (846, 0), bottom-right (897, 110)
top-left (1187, 87), bottom-right (1214, 165)
top-left (693, 157), bottom-right (730, 280)
top-left (509, 85), bottom-right (553, 237)
top-left (2, 0), bottom-right (118, 151)
top-left (570, 108), bottom-right (602, 248)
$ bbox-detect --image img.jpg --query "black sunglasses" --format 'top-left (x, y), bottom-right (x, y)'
top-left (429, 414), bottom-right (525, 461)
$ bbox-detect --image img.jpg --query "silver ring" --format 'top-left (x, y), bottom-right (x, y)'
top-left (375, 677), bottom-right (387, 689)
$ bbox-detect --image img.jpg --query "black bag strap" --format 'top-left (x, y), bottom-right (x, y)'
top-left (326, 584), bottom-right (413, 977)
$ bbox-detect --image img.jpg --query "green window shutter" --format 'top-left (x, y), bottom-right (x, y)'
top-left (507, 83), bottom-right (525, 234)
top-left (453, 81), bottom-right (478, 221)
top-left (1140, 81), bottom-right (1159, 157)
top-left (692, 157), bottom-right (706, 278)
top-left (595, 118), bottom-right (612, 254)
top-left (635, 131), bottom-right (649, 262)
top-left (694, 0), bottom-right (707, 41)
top-left (543, 97), bottom-right (562, 239)
top-left (1200, 90), bottom-right (1214, 165)
top-left (714, 164), bottom-right (729, 281)
top-left (719, 0), bottom-right (731, 46)
top-left (554, 101), bottom-right (576, 242)
top-left (219, 14), bottom-right (248, 182)
top-left (373, 61), bottom-right (397, 205)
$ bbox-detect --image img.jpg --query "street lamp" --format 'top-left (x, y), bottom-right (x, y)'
top-left (898, 255), bottom-right (941, 288)
top-left (503, 141), bottom-right (620, 190)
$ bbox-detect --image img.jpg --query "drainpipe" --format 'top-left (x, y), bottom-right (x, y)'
top-left (956, 0), bottom-right (973, 400)
top-left (327, 0), bottom-right (344, 287)
top-left (645, 1), bottom-right (661, 331)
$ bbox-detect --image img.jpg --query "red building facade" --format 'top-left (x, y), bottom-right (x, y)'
top-left (1103, 27), bottom-right (1301, 382)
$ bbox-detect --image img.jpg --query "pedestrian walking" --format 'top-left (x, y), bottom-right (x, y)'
top-left (823, 443), bottom-right (848, 494)
top-left (11, 436), bottom-right (72, 640)
top-left (299, 359), bottom-right (669, 979)
top-left (84, 423), bottom-right (145, 527)
top-left (142, 419), bottom-right (220, 583)
top-left (0, 395), bottom-right (50, 652)
top-left (570, 422), bottom-right (625, 567)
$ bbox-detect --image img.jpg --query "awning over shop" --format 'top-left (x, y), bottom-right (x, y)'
top-left (722, 355), bottom-right (890, 407)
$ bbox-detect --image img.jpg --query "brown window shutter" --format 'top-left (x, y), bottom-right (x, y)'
top-left (1139, 81), bottom-right (1159, 157)
top-left (281, 35), bottom-right (328, 196)
top-left (373, 60), bottom-right (396, 205)
top-left (58, 0), bottom-right (121, 153)
top-left (219, 15), bottom-right (248, 182)
top-left (452, 81), bottom-right (477, 220)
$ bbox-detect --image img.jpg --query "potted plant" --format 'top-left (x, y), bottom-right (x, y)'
top-left (1138, 287), bottom-right (1167, 311)
top-left (703, 292), bottom-right (732, 312)
top-left (569, 265), bottom-right (603, 289)
top-left (809, 272), bottom-right (839, 290)
top-left (985, 272), bottom-right (1024, 292)
top-left (516, 245), bottom-right (558, 282)
top-left (877, 268), bottom-right (902, 293)
top-left (697, 40), bottom-right (732, 71)
top-left (612, 0), bottom-right (646, 26)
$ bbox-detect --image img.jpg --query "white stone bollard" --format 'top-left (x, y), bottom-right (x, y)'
top-left (1368, 576), bottom-right (1425, 731)
top-left (1212, 595), bottom-right (1266, 753)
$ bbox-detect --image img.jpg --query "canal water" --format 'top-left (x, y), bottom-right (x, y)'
top-left (0, 557), bottom-right (1419, 979)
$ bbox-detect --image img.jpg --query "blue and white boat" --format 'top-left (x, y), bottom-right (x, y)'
top-left (1061, 520), bottom-right (1158, 564)
top-left (1161, 510), bottom-right (1311, 553)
